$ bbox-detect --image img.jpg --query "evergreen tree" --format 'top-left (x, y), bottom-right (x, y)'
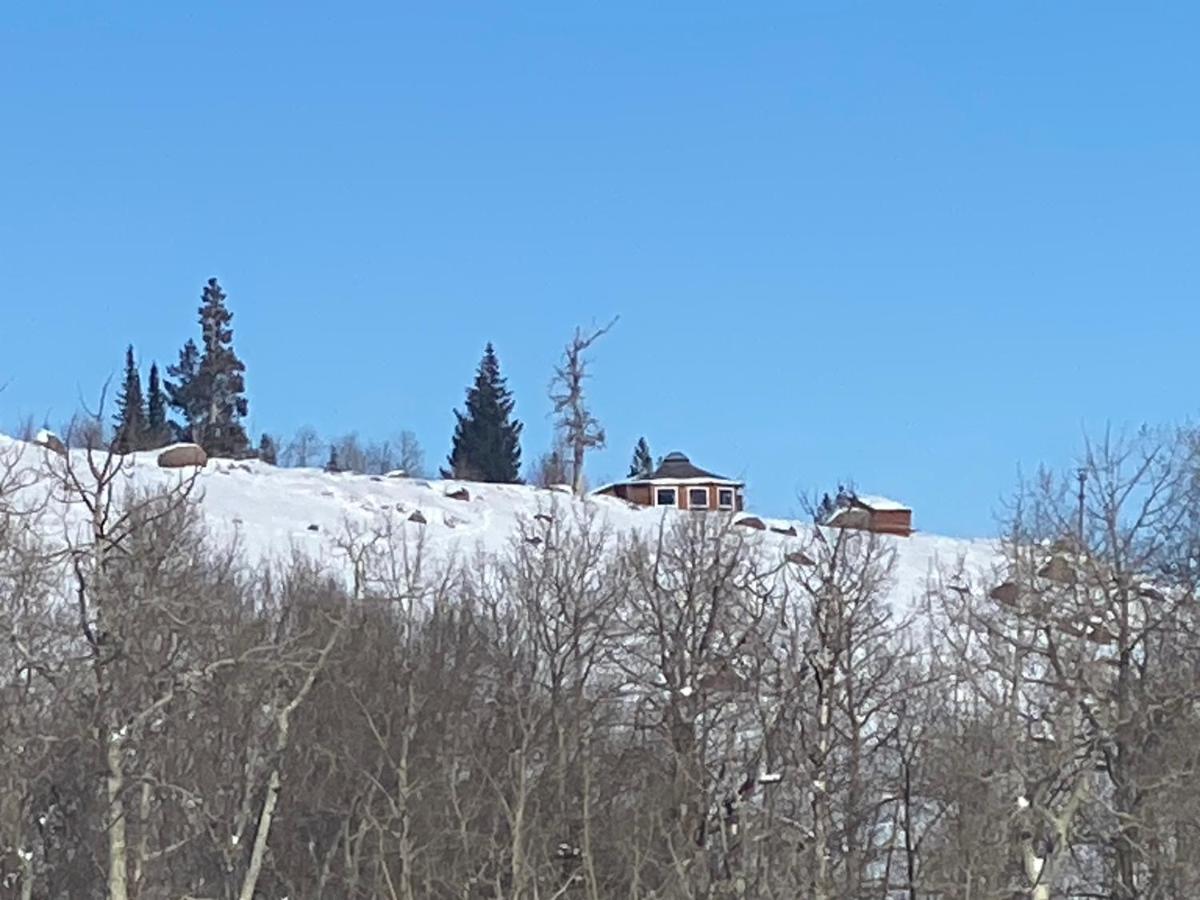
top-left (629, 436), bottom-right (654, 478)
top-left (257, 434), bottom-right (278, 466)
top-left (443, 343), bottom-right (523, 482)
top-left (143, 362), bottom-right (171, 448)
top-left (112, 345), bottom-right (146, 453)
top-left (167, 278), bottom-right (250, 457)
top-left (815, 492), bottom-right (837, 524)
top-left (166, 339), bottom-right (201, 442)
top-left (325, 444), bottom-right (341, 473)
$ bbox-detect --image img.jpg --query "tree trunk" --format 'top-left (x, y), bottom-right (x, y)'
top-left (106, 733), bottom-right (130, 900)
top-left (572, 445), bottom-right (586, 496)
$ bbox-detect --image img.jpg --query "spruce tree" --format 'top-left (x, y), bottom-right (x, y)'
top-left (444, 343), bottom-right (523, 482)
top-left (167, 278), bottom-right (250, 457)
top-left (629, 436), bottom-right (653, 478)
top-left (113, 345), bottom-right (146, 453)
top-left (144, 362), bottom-right (171, 448)
top-left (166, 339), bottom-right (201, 442)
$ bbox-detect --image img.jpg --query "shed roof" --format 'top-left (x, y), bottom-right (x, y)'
top-left (851, 494), bottom-right (911, 512)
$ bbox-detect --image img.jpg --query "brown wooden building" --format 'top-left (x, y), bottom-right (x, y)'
top-left (593, 452), bottom-right (745, 512)
top-left (825, 493), bottom-right (913, 537)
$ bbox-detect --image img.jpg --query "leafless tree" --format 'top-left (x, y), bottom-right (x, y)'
top-left (7, 413), bottom-right (1200, 899)
top-left (397, 429), bottom-right (426, 478)
top-left (549, 318), bottom-right (617, 496)
top-left (525, 443), bottom-right (571, 488)
top-left (924, 426), bottom-right (1200, 899)
top-left (284, 424), bottom-right (323, 467)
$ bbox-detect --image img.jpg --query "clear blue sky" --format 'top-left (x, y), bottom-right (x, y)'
top-left (3, 3), bottom-right (1198, 536)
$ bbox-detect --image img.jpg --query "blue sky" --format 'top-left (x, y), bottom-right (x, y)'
top-left (2, 3), bottom-right (1198, 536)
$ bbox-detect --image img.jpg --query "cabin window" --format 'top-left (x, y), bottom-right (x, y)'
top-left (718, 488), bottom-right (735, 510)
top-left (688, 488), bottom-right (710, 509)
top-left (655, 487), bottom-right (677, 507)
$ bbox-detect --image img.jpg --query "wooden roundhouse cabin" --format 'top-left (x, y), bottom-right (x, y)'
top-left (593, 451), bottom-right (745, 512)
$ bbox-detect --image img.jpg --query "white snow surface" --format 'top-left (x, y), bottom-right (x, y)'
top-left (0, 435), bottom-right (1001, 606)
top-left (853, 494), bottom-right (911, 512)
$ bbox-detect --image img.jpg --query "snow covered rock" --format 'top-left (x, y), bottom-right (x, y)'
top-left (34, 428), bottom-right (67, 456)
top-left (785, 550), bottom-right (815, 567)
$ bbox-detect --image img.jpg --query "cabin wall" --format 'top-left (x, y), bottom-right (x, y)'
top-left (599, 481), bottom-right (744, 511)
top-left (828, 506), bottom-right (914, 537)
top-left (869, 509), bottom-right (913, 535)
top-left (626, 484), bottom-right (652, 506)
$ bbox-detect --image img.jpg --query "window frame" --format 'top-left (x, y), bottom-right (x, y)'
top-left (717, 487), bottom-right (736, 510)
top-left (688, 487), bottom-right (710, 510)
top-left (655, 486), bottom-right (678, 507)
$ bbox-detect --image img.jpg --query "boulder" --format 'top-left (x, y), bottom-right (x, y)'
top-left (771, 524), bottom-right (798, 537)
top-left (157, 444), bottom-right (207, 469)
top-left (1037, 556), bottom-right (1076, 585)
top-left (445, 487), bottom-right (470, 502)
top-left (34, 429), bottom-right (67, 457)
top-left (408, 510), bottom-right (428, 525)
top-left (734, 516), bottom-right (766, 531)
top-left (989, 581), bottom-right (1019, 606)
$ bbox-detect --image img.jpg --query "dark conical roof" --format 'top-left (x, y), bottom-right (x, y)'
top-left (648, 451), bottom-right (729, 481)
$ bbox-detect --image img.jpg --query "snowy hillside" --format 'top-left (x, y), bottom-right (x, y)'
top-left (0, 434), bottom-right (1002, 605)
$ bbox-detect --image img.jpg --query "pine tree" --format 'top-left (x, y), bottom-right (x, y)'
top-left (629, 436), bottom-right (653, 478)
top-left (113, 345), bottom-right (146, 453)
top-left (166, 339), bottom-right (201, 442)
top-left (257, 434), bottom-right (278, 466)
top-left (167, 278), bottom-right (250, 457)
top-left (444, 343), bottom-right (523, 482)
top-left (325, 444), bottom-right (341, 473)
top-left (143, 362), bottom-right (171, 448)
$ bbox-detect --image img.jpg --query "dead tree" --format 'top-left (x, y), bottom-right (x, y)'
top-left (549, 318), bottom-right (617, 496)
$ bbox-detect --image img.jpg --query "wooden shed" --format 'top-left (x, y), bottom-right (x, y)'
top-left (825, 493), bottom-right (913, 537)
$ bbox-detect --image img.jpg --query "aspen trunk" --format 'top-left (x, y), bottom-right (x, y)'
top-left (106, 734), bottom-right (130, 900)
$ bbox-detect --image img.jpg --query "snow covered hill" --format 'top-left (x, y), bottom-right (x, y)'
top-left (0, 434), bottom-right (1002, 606)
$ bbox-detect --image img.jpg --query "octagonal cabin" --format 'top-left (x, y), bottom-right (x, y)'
top-left (593, 451), bottom-right (745, 512)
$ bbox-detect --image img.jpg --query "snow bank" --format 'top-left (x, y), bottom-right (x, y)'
top-left (0, 434), bottom-right (1001, 608)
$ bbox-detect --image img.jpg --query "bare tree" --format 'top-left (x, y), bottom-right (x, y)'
top-left (398, 429), bottom-right (426, 478)
top-left (284, 424), bottom-right (322, 467)
top-left (549, 318), bottom-right (617, 496)
top-left (926, 427), bottom-right (1200, 898)
top-left (525, 444), bottom-right (571, 488)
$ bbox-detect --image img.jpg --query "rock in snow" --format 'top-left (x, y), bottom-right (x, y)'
top-left (35, 428), bottom-right (68, 456)
top-left (157, 443), bottom-right (208, 469)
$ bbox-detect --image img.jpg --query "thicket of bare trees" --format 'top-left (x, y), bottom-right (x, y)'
top-left (280, 427), bottom-right (427, 477)
top-left (2, 426), bottom-right (1199, 898)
